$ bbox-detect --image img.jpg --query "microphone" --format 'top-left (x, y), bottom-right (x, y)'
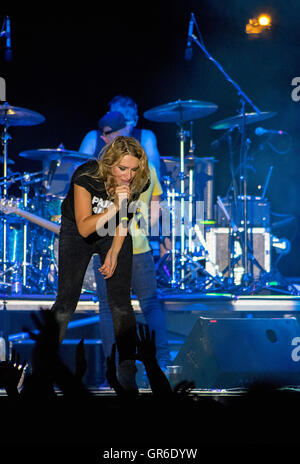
top-left (5, 16), bottom-right (12, 62)
top-left (184, 13), bottom-right (194, 61)
top-left (255, 126), bottom-right (287, 136)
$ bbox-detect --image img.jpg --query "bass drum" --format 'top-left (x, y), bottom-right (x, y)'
top-left (52, 236), bottom-right (97, 294)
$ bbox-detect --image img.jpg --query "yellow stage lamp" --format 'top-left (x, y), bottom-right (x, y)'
top-left (258, 14), bottom-right (271, 26)
top-left (246, 14), bottom-right (272, 35)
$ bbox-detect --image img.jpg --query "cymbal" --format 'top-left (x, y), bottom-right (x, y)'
top-left (161, 155), bottom-right (216, 163)
top-left (19, 147), bottom-right (92, 162)
top-left (0, 157), bottom-right (15, 165)
top-left (210, 111), bottom-right (277, 130)
top-left (144, 99), bottom-right (218, 123)
top-left (0, 102), bottom-right (45, 127)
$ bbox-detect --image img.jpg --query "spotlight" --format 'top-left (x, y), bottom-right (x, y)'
top-left (258, 14), bottom-right (271, 26)
top-left (246, 13), bottom-right (272, 35)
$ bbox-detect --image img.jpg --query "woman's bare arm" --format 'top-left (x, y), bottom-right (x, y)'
top-left (74, 184), bottom-right (118, 238)
top-left (99, 223), bottom-right (128, 279)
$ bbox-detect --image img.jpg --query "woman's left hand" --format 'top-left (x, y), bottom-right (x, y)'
top-left (99, 247), bottom-right (119, 279)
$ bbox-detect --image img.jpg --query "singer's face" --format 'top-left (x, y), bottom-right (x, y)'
top-left (111, 154), bottom-right (139, 186)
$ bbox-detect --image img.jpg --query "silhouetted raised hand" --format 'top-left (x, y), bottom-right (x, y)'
top-left (22, 308), bottom-right (90, 399)
top-left (106, 343), bottom-right (125, 396)
top-left (18, 309), bottom-right (60, 398)
top-left (136, 323), bottom-right (156, 364)
top-left (136, 324), bottom-right (172, 397)
top-left (24, 309), bottom-right (60, 385)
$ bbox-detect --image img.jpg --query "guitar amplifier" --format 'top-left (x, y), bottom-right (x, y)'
top-left (215, 196), bottom-right (270, 228)
top-left (205, 227), bottom-right (271, 283)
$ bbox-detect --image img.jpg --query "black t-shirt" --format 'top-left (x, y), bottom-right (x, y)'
top-left (61, 159), bottom-right (150, 239)
top-left (61, 160), bottom-right (112, 223)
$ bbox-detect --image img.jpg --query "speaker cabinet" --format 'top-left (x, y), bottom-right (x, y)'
top-left (205, 227), bottom-right (271, 283)
top-left (174, 317), bottom-right (300, 389)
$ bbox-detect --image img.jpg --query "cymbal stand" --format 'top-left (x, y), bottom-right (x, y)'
top-left (0, 119), bottom-right (11, 286)
top-left (217, 195), bottom-right (240, 288)
top-left (188, 121), bottom-right (195, 155)
top-left (155, 186), bottom-right (178, 288)
top-left (157, 144), bottom-right (196, 290)
top-left (187, 121), bottom-right (195, 254)
top-left (20, 177), bottom-right (30, 289)
top-left (187, 165), bottom-right (193, 253)
top-left (177, 121), bottom-right (199, 288)
top-left (178, 123), bottom-right (187, 289)
top-left (237, 99), bottom-right (250, 283)
top-left (170, 188), bottom-right (179, 287)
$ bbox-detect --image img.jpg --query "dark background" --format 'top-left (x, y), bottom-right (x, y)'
top-left (1, 0), bottom-right (300, 276)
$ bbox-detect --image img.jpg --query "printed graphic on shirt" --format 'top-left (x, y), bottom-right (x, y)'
top-left (92, 196), bottom-right (113, 214)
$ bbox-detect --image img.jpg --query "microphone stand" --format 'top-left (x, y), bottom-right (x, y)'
top-left (190, 21), bottom-right (262, 288)
top-left (189, 30), bottom-right (261, 114)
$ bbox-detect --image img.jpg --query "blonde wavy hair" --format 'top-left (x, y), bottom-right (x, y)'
top-left (85, 136), bottom-right (150, 200)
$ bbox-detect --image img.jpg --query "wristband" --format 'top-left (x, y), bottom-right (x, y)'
top-left (121, 216), bottom-right (129, 227)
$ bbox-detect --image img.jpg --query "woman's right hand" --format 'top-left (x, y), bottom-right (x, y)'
top-left (114, 185), bottom-right (131, 210)
top-left (99, 247), bottom-right (119, 279)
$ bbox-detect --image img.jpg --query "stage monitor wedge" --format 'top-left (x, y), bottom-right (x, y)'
top-left (174, 316), bottom-right (300, 389)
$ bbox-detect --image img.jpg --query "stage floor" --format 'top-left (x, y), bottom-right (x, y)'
top-left (3, 289), bottom-right (300, 343)
top-left (2, 288), bottom-right (300, 314)
top-left (1, 385), bottom-right (300, 399)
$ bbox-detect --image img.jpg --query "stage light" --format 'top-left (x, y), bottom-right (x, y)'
top-left (258, 14), bottom-right (271, 26)
top-left (246, 13), bottom-right (272, 35)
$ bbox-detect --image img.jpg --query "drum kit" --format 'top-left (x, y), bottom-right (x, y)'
top-left (0, 102), bottom-right (95, 295)
top-left (143, 99), bottom-right (283, 293)
top-left (0, 96), bottom-right (289, 296)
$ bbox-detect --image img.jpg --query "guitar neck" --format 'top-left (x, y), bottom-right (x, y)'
top-left (13, 207), bottom-right (60, 235)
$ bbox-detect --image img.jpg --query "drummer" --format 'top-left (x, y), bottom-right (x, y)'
top-left (79, 95), bottom-right (161, 177)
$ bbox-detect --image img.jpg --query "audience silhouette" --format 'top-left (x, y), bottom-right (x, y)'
top-left (0, 308), bottom-right (299, 450)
